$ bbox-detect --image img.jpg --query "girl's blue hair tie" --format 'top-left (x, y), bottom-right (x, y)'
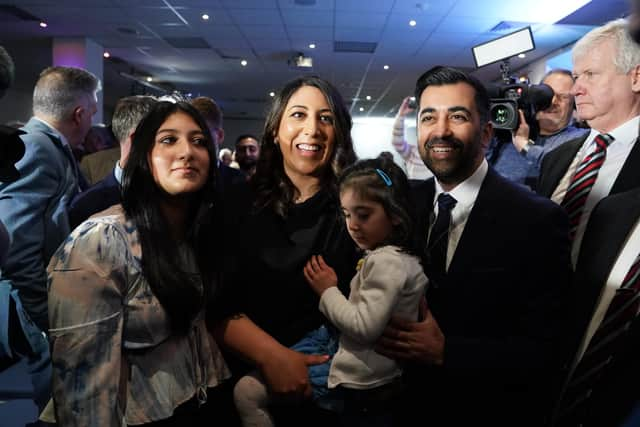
top-left (375, 168), bottom-right (392, 186)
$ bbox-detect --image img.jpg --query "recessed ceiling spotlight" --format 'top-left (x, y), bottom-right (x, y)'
top-left (383, 65), bottom-right (390, 70)
top-left (39, 22), bottom-right (47, 28)
top-left (309, 43), bottom-right (316, 49)
top-left (409, 20), bottom-right (417, 27)
top-left (359, 107), bottom-right (364, 112)
top-left (366, 95), bottom-right (371, 100)
top-left (202, 14), bottom-right (210, 20)
top-left (103, 52), bottom-right (111, 58)
top-left (241, 59), bottom-right (248, 66)
top-left (269, 91), bottom-right (275, 97)
top-left (146, 77), bottom-right (153, 82)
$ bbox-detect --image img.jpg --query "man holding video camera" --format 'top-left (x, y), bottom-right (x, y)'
top-left (489, 69), bottom-right (587, 189)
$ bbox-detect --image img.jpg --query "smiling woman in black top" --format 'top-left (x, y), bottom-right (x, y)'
top-left (213, 76), bottom-right (358, 425)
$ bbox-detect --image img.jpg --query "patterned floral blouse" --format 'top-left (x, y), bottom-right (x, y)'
top-left (47, 206), bottom-right (229, 426)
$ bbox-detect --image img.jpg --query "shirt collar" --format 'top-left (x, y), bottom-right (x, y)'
top-left (434, 158), bottom-right (488, 209)
top-left (114, 161), bottom-right (123, 185)
top-left (33, 117), bottom-right (70, 147)
top-left (588, 115), bottom-right (640, 147)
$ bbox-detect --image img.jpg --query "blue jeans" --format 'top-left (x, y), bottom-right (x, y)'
top-left (290, 325), bottom-right (338, 402)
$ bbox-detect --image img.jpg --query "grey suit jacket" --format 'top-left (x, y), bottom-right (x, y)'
top-left (0, 117), bottom-right (79, 330)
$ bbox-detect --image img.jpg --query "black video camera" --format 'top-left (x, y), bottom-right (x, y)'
top-left (487, 80), bottom-right (554, 132)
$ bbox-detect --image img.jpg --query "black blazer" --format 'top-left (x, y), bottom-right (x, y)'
top-left (558, 188), bottom-right (640, 427)
top-left (68, 170), bottom-right (120, 230)
top-left (402, 168), bottom-right (572, 427)
top-left (538, 133), bottom-right (640, 198)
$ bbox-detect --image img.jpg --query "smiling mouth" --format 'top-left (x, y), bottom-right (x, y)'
top-left (296, 143), bottom-right (322, 152)
top-left (430, 146), bottom-right (455, 153)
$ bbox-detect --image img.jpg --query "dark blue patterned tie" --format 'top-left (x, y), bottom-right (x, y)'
top-left (427, 193), bottom-right (457, 287)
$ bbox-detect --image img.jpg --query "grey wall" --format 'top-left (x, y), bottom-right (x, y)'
top-left (0, 39), bottom-right (52, 125)
top-left (221, 117), bottom-right (265, 149)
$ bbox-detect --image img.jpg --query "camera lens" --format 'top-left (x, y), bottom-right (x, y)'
top-left (491, 104), bottom-right (513, 126)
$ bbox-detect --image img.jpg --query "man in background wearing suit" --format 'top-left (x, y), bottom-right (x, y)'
top-left (376, 66), bottom-right (571, 426)
top-left (68, 95), bottom-right (157, 229)
top-left (537, 19), bottom-right (640, 265)
top-left (79, 125), bottom-right (119, 185)
top-left (550, 15), bottom-right (640, 427)
top-left (0, 66), bottom-right (100, 412)
top-left (191, 96), bottom-right (246, 191)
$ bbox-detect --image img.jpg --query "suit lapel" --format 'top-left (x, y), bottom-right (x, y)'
top-left (538, 134), bottom-right (587, 198)
top-left (570, 189), bottom-right (640, 355)
top-left (446, 169), bottom-right (499, 275)
top-left (412, 178), bottom-right (435, 236)
top-left (577, 189), bottom-right (640, 288)
top-left (610, 137), bottom-right (640, 195)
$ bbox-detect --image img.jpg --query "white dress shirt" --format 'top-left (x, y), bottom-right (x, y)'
top-left (432, 159), bottom-right (488, 270)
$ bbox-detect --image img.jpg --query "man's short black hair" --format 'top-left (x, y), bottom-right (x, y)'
top-left (414, 65), bottom-right (490, 124)
top-left (235, 133), bottom-right (258, 147)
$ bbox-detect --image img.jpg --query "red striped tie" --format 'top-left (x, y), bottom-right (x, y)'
top-left (560, 134), bottom-right (614, 240)
top-left (556, 253), bottom-right (640, 424)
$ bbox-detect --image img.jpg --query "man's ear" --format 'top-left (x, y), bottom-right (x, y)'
top-left (630, 64), bottom-right (640, 93)
top-left (481, 121), bottom-right (493, 149)
top-left (72, 106), bottom-right (84, 125)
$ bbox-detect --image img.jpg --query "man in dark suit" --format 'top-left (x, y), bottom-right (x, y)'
top-left (549, 14), bottom-right (640, 427)
top-left (376, 66), bottom-right (572, 426)
top-left (0, 65), bottom-right (100, 413)
top-left (68, 95), bottom-right (157, 229)
top-left (537, 19), bottom-right (640, 266)
top-left (190, 96), bottom-right (246, 192)
top-left (553, 188), bottom-right (640, 426)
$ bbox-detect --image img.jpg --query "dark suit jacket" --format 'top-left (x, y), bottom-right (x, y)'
top-left (218, 163), bottom-right (246, 192)
top-left (537, 133), bottom-right (640, 198)
top-left (558, 188), bottom-right (640, 427)
top-left (402, 168), bottom-right (572, 427)
top-left (68, 170), bottom-right (120, 230)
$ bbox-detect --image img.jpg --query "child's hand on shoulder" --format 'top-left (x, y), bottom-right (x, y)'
top-left (303, 255), bottom-right (338, 296)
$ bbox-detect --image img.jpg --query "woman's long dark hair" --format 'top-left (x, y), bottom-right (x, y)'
top-left (252, 76), bottom-right (357, 217)
top-left (121, 101), bottom-right (218, 335)
top-left (338, 155), bottom-right (421, 257)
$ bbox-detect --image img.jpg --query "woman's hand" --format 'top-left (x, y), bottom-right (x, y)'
top-left (258, 346), bottom-right (329, 400)
top-left (303, 255), bottom-right (338, 296)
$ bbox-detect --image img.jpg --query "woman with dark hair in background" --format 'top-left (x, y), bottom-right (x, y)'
top-left (212, 76), bottom-right (359, 425)
top-left (47, 101), bottom-right (229, 426)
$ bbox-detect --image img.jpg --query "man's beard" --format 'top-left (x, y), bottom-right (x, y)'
top-left (422, 135), bottom-right (482, 186)
top-left (239, 157), bottom-right (257, 170)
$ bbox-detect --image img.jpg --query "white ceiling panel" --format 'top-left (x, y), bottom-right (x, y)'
top-left (336, 0), bottom-right (394, 13)
top-left (281, 10), bottom-right (334, 27)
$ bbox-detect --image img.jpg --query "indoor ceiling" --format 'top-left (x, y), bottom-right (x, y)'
top-left (0, 0), bottom-right (631, 120)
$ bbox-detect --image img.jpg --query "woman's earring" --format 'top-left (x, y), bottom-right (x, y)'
top-left (274, 137), bottom-right (279, 145)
